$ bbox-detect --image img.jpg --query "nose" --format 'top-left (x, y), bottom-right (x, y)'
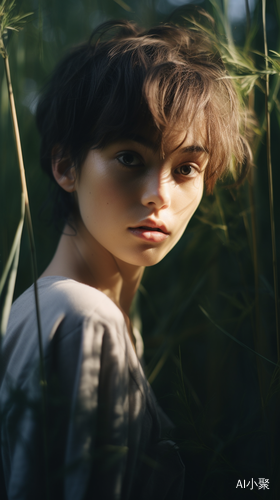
top-left (141, 169), bottom-right (171, 210)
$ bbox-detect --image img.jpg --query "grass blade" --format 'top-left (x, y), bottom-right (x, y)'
top-left (199, 305), bottom-right (278, 367)
top-left (0, 194), bottom-right (24, 338)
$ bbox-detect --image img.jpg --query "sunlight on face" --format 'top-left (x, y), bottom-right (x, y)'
top-left (74, 124), bottom-right (208, 267)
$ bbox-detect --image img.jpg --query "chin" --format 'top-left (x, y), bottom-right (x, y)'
top-left (120, 247), bottom-right (169, 267)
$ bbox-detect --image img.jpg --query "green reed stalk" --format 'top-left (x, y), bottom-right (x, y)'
top-left (262, 0), bottom-right (280, 360)
top-left (248, 175), bottom-right (262, 351)
top-left (247, 88), bottom-right (261, 360)
top-left (245, 0), bottom-right (250, 34)
top-left (3, 55), bottom-right (46, 379)
top-left (1, 23), bottom-right (50, 499)
top-left (246, 75), bottom-right (264, 408)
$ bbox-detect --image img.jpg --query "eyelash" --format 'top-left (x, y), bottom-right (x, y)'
top-left (174, 165), bottom-right (199, 177)
top-left (116, 152), bottom-right (200, 178)
top-left (117, 152), bottom-right (143, 167)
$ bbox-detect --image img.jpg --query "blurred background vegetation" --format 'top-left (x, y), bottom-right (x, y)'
top-left (1, 0), bottom-right (280, 498)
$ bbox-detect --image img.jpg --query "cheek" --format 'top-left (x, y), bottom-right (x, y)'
top-left (76, 166), bottom-right (134, 233)
top-left (161, 180), bottom-right (203, 257)
top-left (173, 179), bottom-right (204, 222)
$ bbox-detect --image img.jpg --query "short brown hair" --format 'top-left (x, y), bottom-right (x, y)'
top-left (36, 19), bottom-right (252, 224)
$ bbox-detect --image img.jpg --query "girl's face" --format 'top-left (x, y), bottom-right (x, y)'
top-left (73, 127), bottom-right (208, 267)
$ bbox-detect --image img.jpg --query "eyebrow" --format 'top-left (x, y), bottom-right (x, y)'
top-left (123, 134), bottom-right (209, 155)
top-left (124, 134), bottom-right (159, 152)
top-left (181, 144), bottom-right (209, 155)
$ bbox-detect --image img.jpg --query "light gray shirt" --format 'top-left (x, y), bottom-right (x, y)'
top-left (0, 277), bottom-right (185, 500)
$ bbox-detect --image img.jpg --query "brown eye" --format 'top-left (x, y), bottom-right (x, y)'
top-left (180, 165), bottom-right (193, 175)
top-left (117, 152), bottom-right (143, 167)
top-left (174, 163), bottom-right (200, 179)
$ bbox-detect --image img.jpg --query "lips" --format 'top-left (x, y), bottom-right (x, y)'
top-left (130, 220), bottom-right (169, 234)
top-left (137, 226), bottom-right (166, 233)
top-left (128, 220), bottom-right (169, 242)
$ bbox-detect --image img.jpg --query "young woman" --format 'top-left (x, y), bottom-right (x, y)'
top-left (0, 19), bottom-right (251, 500)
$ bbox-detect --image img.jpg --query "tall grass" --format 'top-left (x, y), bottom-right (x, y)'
top-left (0, 1), bottom-right (49, 496)
top-left (0, 0), bottom-right (279, 499)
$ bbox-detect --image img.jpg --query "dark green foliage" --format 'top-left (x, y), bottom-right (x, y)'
top-left (1, 0), bottom-right (280, 499)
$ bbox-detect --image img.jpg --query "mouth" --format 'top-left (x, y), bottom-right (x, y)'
top-left (130, 219), bottom-right (169, 233)
top-left (128, 224), bottom-right (169, 242)
top-left (136, 226), bottom-right (166, 233)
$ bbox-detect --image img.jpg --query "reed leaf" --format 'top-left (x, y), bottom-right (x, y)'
top-left (0, 33), bottom-right (44, 385)
top-left (199, 305), bottom-right (278, 367)
top-left (148, 348), bottom-right (169, 384)
top-left (113, 0), bottom-right (132, 12)
top-left (0, 194), bottom-right (24, 338)
top-left (194, 215), bottom-right (227, 232)
top-left (0, 0), bottom-right (32, 57)
top-left (270, 50), bottom-right (280, 58)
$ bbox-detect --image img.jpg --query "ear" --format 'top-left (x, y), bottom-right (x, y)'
top-left (52, 148), bottom-right (76, 193)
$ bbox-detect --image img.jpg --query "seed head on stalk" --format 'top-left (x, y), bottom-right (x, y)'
top-left (0, 0), bottom-right (32, 57)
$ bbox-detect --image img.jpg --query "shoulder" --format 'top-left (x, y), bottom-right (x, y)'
top-left (4, 277), bottom-right (127, 361)
top-left (11, 276), bottom-right (124, 327)
top-left (2, 277), bottom-right (129, 388)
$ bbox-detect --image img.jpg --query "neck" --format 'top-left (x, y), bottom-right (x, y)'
top-left (41, 222), bottom-right (144, 315)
